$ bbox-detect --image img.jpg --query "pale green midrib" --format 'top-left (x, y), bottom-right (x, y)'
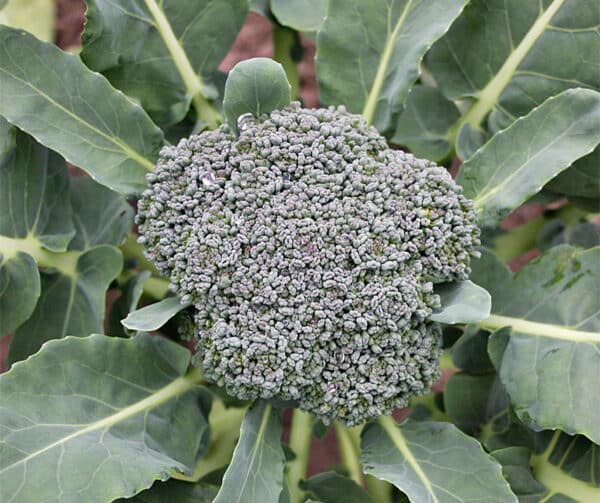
top-left (378, 416), bottom-right (439, 503)
top-left (234, 404), bottom-right (273, 503)
top-left (531, 431), bottom-right (599, 502)
top-left (0, 68), bottom-right (155, 172)
top-left (459, 0), bottom-right (566, 130)
top-left (0, 234), bottom-right (80, 277)
top-left (480, 314), bottom-right (600, 343)
top-left (361, 0), bottom-right (414, 126)
top-left (143, 0), bottom-right (203, 99)
top-left (0, 367), bottom-right (204, 476)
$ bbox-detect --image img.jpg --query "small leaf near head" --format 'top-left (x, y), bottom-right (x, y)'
top-left (223, 57), bottom-right (291, 134)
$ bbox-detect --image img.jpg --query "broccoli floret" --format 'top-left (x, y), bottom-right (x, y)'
top-left (137, 103), bottom-right (480, 425)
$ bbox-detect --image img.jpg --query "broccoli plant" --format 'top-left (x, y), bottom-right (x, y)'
top-left (0, 1), bottom-right (598, 502)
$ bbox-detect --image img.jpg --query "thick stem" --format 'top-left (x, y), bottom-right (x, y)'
top-left (142, 0), bottom-right (220, 129)
top-left (273, 25), bottom-right (300, 100)
top-left (480, 314), bottom-right (600, 343)
top-left (334, 422), bottom-right (363, 486)
top-left (0, 234), bottom-right (80, 277)
top-left (447, 0), bottom-right (565, 145)
top-left (288, 408), bottom-right (314, 503)
top-left (346, 425), bottom-right (392, 502)
top-left (192, 92), bottom-right (220, 130)
top-left (120, 233), bottom-right (159, 275)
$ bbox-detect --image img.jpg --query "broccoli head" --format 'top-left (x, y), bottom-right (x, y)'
top-left (137, 103), bottom-right (480, 425)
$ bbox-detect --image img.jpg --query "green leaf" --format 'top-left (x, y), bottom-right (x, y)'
top-left (455, 122), bottom-right (489, 161)
top-left (214, 400), bottom-right (286, 503)
top-left (250, 0), bottom-right (270, 16)
top-left (0, 122), bottom-right (74, 252)
top-left (0, 0), bottom-right (54, 41)
top-left (391, 85), bottom-right (460, 162)
top-left (546, 147), bottom-right (600, 201)
top-left (300, 472), bottom-right (373, 503)
top-left (444, 372), bottom-right (506, 435)
top-left (0, 124), bottom-right (72, 335)
top-left (491, 447), bottom-right (550, 501)
top-left (81, 0), bottom-right (247, 127)
top-left (68, 177), bottom-right (134, 250)
top-left (122, 297), bottom-right (192, 332)
top-left (492, 432), bottom-right (600, 503)
top-left (0, 26), bottom-right (164, 195)
top-left (223, 58), bottom-right (291, 134)
top-left (8, 245), bottom-right (123, 364)
top-left (472, 246), bottom-right (600, 444)
top-left (429, 280), bottom-right (491, 324)
top-left (361, 418), bottom-right (517, 502)
top-left (450, 325), bottom-right (495, 374)
top-left (316, 0), bottom-right (467, 131)
top-left (271, 0), bottom-right (327, 32)
top-left (109, 271), bottom-right (152, 336)
top-left (0, 334), bottom-right (208, 502)
top-left (457, 89), bottom-right (600, 227)
top-left (118, 479), bottom-right (219, 503)
top-left (4, 156), bottom-right (134, 361)
top-left (428, 0), bottom-right (600, 135)
top-left (0, 252), bottom-right (40, 335)
top-left (539, 219), bottom-right (600, 252)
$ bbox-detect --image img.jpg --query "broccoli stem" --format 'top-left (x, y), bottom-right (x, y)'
top-left (346, 425), bottom-right (393, 502)
top-left (273, 25), bottom-right (300, 100)
top-left (334, 422), bottom-right (364, 487)
top-left (192, 92), bottom-right (220, 130)
top-left (288, 408), bottom-right (313, 503)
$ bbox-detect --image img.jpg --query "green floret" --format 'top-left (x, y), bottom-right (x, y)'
top-left (137, 103), bottom-right (480, 425)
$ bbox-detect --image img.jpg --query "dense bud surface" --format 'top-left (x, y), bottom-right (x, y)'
top-left (137, 103), bottom-right (480, 425)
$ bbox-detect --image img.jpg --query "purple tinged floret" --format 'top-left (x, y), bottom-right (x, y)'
top-left (137, 103), bottom-right (480, 425)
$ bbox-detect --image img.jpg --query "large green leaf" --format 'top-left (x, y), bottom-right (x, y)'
top-left (8, 245), bottom-right (122, 364)
top-left (7, 175), bottom-right (133, 363)
top-left (214, 401), bottom-right (286, 503)
top-left (446, 364), bottom-right (600, 500)
top-left (0, 0), bottom-right (54, 41)
top-left (361, 418), bottom-right (517, 502)
top-left (0, 26), bottom-right (164, 195)
top-left (457, 89), bottom-right (600, 227)
top-left (223, 58), bottom-right (291, 134)
top-left (546, 147), bottom-right (600, 202)
top-left (492, 433), bottom-right (600, 502)
top-left (428, 0), bottom-right (600, 135)
top-left (0, 334), bottom-right (208, 503)
top-left (0, 121), bottom-right (74, 252)
top-left (0, 123), bottom-right (73, 335)
top-left (391, 85), bottom-right (460, 162)
top-left (471, 246), bottom-right (600, 444)
top-left (447, 365), bottom-right (600, 499)
top-left (81, 0), bottom-right (248, 127)
top-left (68, 177), bottom-right (134, 250)
top-left (316, 0), bottom-right (467, 132)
